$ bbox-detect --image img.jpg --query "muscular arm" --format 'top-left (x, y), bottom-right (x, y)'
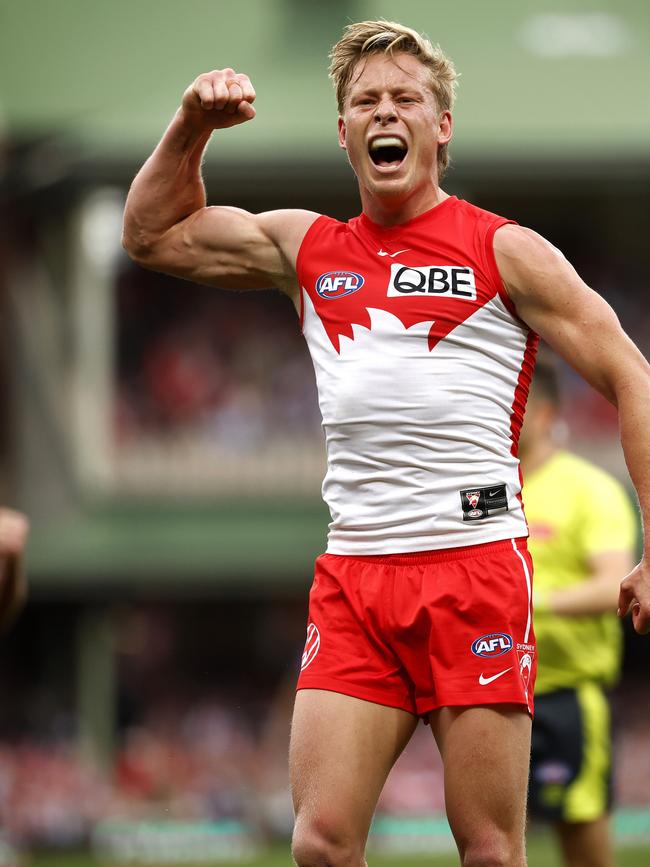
top-left (122, 69), bottom-right (319, 302)
top-left (494, 225), bottom-right (650, 633)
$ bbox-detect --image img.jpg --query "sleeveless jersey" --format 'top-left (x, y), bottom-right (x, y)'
top-left (296, 196), bottom-right (538, 554)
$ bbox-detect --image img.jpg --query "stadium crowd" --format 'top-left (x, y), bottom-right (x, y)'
top-left (115, 267), bottom-right (321, 447)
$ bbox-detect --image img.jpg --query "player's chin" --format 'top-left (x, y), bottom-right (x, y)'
top-left (368, 171), bottom-right (410, 197)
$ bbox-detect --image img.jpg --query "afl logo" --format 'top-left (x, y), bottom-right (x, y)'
top-left (301, 623), bottom-right (321, 671)
top-left (316, 271), bottom-right (364, 300)
top-left (471, 632), bottom-right (513, 658)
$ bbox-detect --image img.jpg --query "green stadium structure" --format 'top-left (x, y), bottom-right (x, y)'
top-left (1, 0), bottom-right (650, 164)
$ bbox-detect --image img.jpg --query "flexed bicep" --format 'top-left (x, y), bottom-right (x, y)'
top-left (132, 205), bottom-right (320, 297)
top-left (143, 205), bottom-right (283, 289)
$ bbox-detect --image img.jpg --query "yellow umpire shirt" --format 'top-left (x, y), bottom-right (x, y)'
top-left (524, 450), bottom-right (637, 695)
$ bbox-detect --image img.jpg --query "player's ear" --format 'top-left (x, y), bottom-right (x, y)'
top-left (338, 117), bottom-right (347, 150)
top-left (437, 110), bottom-right (453, 146)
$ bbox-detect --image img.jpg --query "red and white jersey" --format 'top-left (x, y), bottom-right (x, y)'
top-left (296, 196), bottom-right (538, 554)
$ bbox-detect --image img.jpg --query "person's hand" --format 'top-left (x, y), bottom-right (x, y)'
top-left (0, 508), bottom-right (28, 632)
top-left (180, 69), bottom-right (256, 132)
top-left (0, 509), bottom-right (28, 557)
top-left (618, 558), bottom-right (650, 635)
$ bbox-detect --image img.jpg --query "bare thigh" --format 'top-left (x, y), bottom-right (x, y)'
top-left (290, 689), bottom-right (417, 864)
top-left (431, 704), bottom-right (532, 867)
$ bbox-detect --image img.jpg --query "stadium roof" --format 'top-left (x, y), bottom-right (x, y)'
top-left (2, 0), bottom-right (649, 165)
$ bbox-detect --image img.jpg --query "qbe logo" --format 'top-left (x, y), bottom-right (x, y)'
top-left (386, 264), bottom-right (477, 298)
top-left (471, 632), bottom-right (513, 658)
top-left (316, 271), bottom-right (364, 300)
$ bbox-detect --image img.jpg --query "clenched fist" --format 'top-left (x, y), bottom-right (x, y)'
top-left (181, 69), bottom-right (256, 131)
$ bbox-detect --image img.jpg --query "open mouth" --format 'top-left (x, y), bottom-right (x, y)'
top-left (369, 136), bottom-right (408, 168)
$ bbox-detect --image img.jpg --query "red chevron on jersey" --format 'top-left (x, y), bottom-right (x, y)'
top-left (297, 196), bottom-right (519, 354)
top-left (296, 196), bottom-right (538, 555)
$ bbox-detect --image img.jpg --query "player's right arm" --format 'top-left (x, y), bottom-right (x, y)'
top-left (122, 70), bottom-right (319, 303)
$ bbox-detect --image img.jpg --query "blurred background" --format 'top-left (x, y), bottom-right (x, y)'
top-left (0, 0), bottom-right (649, 864)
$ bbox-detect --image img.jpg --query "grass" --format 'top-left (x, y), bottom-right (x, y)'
top-left (25, 836), bottom-right (650, 867)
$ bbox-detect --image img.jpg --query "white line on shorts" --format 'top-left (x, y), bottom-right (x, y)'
top-left (511, 538), bottom-right (532, 643)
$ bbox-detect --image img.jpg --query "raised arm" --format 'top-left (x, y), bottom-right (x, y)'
top-left (122, 69), bottom-right (319, 302)
top-left (494, 224), bottom-right (650, 634)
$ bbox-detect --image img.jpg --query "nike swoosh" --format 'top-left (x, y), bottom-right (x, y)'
top-left (377, 249), bottom-right (411, 257)
top-left (488, 489), bottom-right (503, 497)
top-left (479, 667), bottom-right (512, 686)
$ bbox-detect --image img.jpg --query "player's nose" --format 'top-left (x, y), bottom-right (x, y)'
top-left (374, 97), bottom-right (398, 124)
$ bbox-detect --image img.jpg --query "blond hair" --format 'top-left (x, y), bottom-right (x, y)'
top-left (329, 20), bottom-right (458, 178)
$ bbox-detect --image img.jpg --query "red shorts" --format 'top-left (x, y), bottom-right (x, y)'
top-left (297, 537), bottom-right (536, 718)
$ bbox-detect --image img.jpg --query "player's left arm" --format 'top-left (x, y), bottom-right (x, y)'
top-left (494, 224), bottom-right (650, 634)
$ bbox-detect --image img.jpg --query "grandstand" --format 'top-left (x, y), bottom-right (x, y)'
top-left (0, 1), bottom-right (649, 864)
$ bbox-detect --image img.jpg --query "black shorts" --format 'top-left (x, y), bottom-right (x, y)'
top-left (528, 683), bottom-right (613, 823)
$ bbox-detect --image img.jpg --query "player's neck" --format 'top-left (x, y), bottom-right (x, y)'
top-left (360, 184), bottom-right (449, 227)
top-left (520, 440), bottom-right (557, 479)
